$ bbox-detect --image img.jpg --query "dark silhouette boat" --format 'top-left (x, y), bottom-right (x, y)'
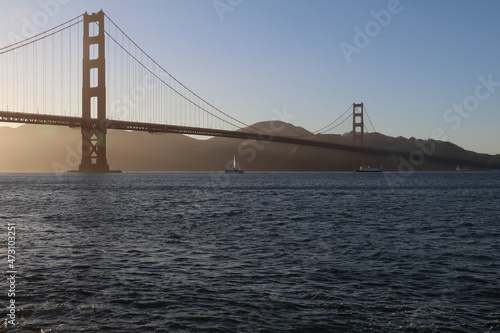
top-left (355, 166), bottom-right (383, 173)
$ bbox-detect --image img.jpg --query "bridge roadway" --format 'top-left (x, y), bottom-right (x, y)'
top-left (0, 111), bottom-right (493, 169)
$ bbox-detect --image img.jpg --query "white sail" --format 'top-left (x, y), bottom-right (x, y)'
top-left (226, 155), bottom-right (243, 173)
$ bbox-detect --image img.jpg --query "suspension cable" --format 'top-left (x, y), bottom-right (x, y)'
top-left (314, 104), bottom-right (352, 134)
top-left (321, 111), bottom-right (352, 134)
top-left (0, 16), bottom-right (83, 55)
top-left (364, 105), bottom-right (376, 133)
top-left (103, 13), bottom-right (260, 132)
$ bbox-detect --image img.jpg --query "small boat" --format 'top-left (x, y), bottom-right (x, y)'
top-left (225, 155), bottom-right (244, 173)
top-left (355, 166), bottom-right (383, 173)
top-left (456, 164), bottom-right (470, 171)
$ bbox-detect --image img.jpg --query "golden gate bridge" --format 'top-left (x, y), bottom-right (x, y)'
top-left (0, 11), bottom-right (480, 172)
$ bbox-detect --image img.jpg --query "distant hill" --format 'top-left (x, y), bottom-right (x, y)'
top-left (239, 121), bottom-right (313, 137)
top-left (0, 122), bottom-right (498, 172)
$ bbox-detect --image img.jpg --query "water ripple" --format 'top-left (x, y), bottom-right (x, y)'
top-left (0, 172), bottom-right (498, 332)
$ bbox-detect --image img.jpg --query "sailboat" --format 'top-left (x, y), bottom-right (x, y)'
top-left (225, 155), bottom-right (244, 173)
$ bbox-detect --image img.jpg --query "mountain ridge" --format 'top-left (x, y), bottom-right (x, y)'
top-left (0, 122), bottom-right (498, 172)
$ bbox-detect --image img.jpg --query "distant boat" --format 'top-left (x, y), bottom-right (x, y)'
top-left (355, 166), bottom-right (383, 173)
top-left (456, 165), bottom-right (470, 171)
top-left (225, 155), bottom-right (243, 173)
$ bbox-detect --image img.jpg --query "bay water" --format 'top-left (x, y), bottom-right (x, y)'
top-left (1, 172), bottom-right (499, 332)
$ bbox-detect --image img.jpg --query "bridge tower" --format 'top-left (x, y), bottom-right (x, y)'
top-left (352, 103), bottom-right (364, 149)
top-left (78, 10), bottom-right (111, 172)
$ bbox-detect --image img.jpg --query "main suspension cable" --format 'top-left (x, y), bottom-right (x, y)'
top-left (103, 13), bottom-right (261, 132)
top-left (314, 104), bottom-right (352, 134)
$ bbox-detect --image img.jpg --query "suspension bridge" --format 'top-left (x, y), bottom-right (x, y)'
top-left (0, 11), bottom-right (477, 172)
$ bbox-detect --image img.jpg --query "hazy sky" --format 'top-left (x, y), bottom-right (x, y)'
top-left (1, 0), bottom-right (499, 154)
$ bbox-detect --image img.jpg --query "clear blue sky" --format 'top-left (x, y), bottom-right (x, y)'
top-left (1, 0), bottom-right (499, 154)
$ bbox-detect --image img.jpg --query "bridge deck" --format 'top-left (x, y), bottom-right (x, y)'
top-left (0, 111), bottom-right (493, 169)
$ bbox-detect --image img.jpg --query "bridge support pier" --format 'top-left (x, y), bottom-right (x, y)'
top-left (79, 125), bottom-right (110, 173)
top-left (76, 10), bottom-right (119, 173)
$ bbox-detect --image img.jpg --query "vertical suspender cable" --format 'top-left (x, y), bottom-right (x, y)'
top-left (114, 24), bottom-right (117, 120)
top-left (23, 44), bottom-right (26, 111)
top-left (61, 26), bottom-right (63, 114)
top-left (1, 50), bottom-right (3, 109)
top-left (34, 37), bottom-right (36, 112)
top-left (69, 21), bottom-right (72, 116)
top-left (77, 20), bottom-right (80, 118)
top-left (52, 34), bottom-right (55, 114)
top-left (43, 37), bottom-right (46, 113)
top-left (1, 51), bottom-right (3, 109)
top-left (13, 49), bottom-right (16, 112)
top-left (127, 37), bottom-right (130, 121)
top-left (12, 48), bottom-right (14, 111)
